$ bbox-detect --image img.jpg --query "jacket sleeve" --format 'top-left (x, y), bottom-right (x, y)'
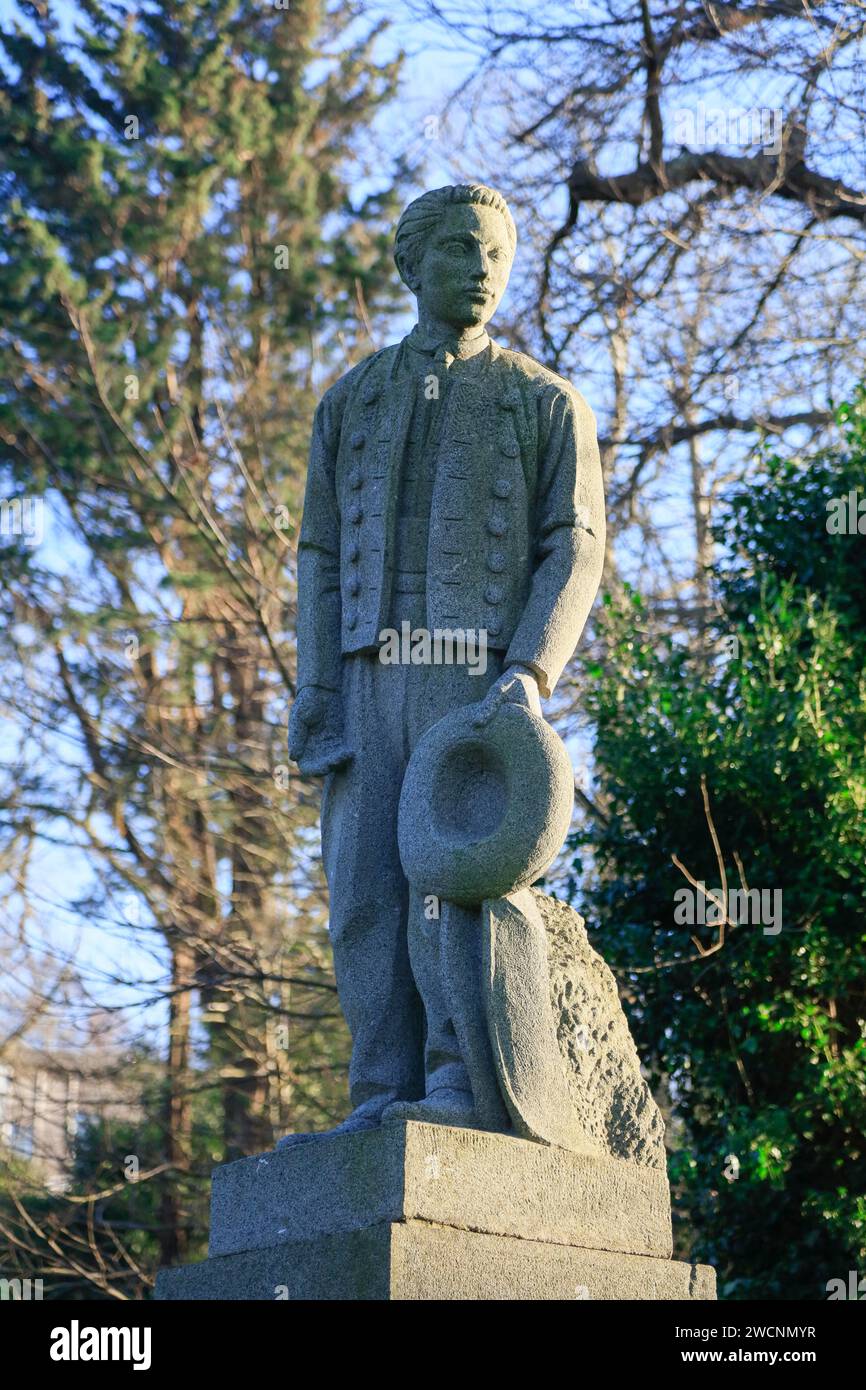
top-left (505, 384), bottom-right (605, 698)
top-left (296, 391), bottom-right (343, 693)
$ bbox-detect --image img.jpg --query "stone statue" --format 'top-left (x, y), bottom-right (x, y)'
top-left (157, 181), bottom-right (718, 1301)
top-left (285, 182), bottom-right (607, 1146)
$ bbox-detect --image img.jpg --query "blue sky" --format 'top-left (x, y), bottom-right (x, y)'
top-left (0, 0), bottom-right (487, 1050)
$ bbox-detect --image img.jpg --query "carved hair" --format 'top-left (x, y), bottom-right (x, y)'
top-left (394, 184), bottom-right (517, 286)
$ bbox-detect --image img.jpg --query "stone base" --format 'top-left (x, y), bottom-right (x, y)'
top-left (156, 1220), bottom-right (716, 1301)
top-left (208, 1120), bottom-right (673, 1259)
top-left (155, 1121), bottom-right (715, 1301)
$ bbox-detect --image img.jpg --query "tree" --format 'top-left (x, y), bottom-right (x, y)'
top-left (415, 0), bottom-right (866, 630)
top-left (0, 0), bottom-right (404, 1269)
top-left (573, 389), bottom-right (866, 1298)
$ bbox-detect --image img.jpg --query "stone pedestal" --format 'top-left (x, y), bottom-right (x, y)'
top-left (155, 1122), bottom-right (715, 1301)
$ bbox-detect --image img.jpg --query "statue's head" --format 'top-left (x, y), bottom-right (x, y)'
top-left (394, 184), bottom-right (516, 332)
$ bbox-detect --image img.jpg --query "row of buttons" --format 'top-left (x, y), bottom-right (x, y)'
top-left (345, 376), bottom-right (377, 630)
top-left (486, 477), bottom-right (513, 637)
top-left (345, 434), bottom-right (366, 630)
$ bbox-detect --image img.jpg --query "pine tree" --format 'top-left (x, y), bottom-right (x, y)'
top-left (0, 0), bottom-right (404, 1269)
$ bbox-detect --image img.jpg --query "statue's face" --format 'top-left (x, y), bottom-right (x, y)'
top-left (410, 202), bottom-right (514, 330)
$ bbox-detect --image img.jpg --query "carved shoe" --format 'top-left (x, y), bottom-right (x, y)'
top-left (276, 1098), bottom-right (390, 1149)
top-left (380, 1087), bottom-right (481, 1130)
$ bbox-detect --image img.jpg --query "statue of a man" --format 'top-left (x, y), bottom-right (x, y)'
top-left (286, 183), bottom-right (605, 1144)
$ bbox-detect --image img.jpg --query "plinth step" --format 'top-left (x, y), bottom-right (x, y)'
top-left (157, 1221), bottom-right (715, 1301)
top-left (208, 1120), bottom-right (672, 1261)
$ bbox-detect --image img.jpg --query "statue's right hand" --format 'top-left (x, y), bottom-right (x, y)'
top-left (288, 687), bottom-right (352, 776)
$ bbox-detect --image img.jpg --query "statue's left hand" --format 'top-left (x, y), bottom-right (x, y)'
top-left (473, 665), bottom-right (542, 727)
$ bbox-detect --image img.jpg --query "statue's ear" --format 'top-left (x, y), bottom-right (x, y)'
top-left (395, 250), bottom-right (421, 294)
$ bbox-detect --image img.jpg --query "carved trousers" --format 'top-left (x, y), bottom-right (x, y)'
top-left (320, 593), bottom-right (502, 1110)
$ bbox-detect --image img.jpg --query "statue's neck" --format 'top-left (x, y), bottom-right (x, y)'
top-left (416, 307), bottom-right (488, 353)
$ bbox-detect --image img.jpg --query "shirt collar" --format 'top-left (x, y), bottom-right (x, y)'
top-left (404, 323), bottom-right (491, 363)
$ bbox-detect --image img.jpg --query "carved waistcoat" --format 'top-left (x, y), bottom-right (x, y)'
top-left (334, 341), bottom-right (535, 652)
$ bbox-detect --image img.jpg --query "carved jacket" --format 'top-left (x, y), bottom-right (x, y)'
top-left (296, 328), bottom-right (605, 700)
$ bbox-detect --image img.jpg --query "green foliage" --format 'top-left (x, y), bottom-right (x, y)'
top-left (0, 0), bottom-right (403, 1282)
top-left (67, 1076), bottom-right (221, 1293)
top-left (575, 392), bottom-right (866, 1299)
top-left (0, 0), bottom-right (404, 520)
top-left (0, 1059), bottom-right (219, 1299)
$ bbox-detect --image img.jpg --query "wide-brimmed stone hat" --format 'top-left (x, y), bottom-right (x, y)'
top-left (397, 702), bottom-right (574, 907)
